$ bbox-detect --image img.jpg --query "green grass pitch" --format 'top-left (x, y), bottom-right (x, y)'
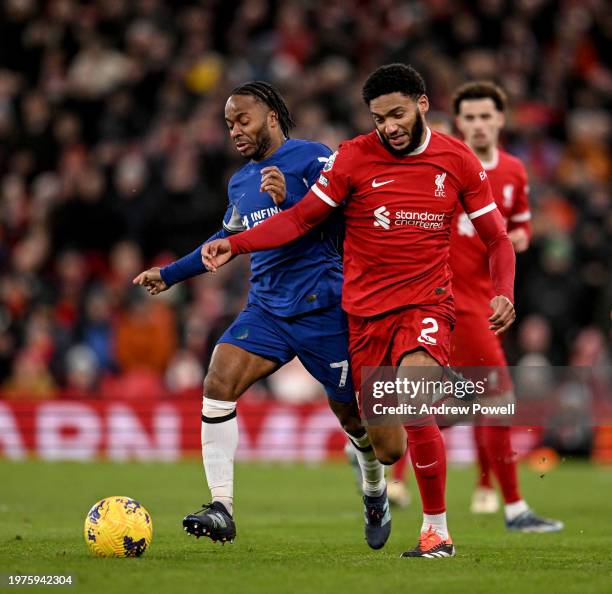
top-left (1, 459), bottom-right (611, 594)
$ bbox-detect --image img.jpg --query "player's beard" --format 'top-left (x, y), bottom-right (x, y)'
top-left (381, 111), bottom-right (425, 156)
top-left (250, 124), bottom-right (272, 161)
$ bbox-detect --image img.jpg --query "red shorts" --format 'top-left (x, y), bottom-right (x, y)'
top-left (451, 308), bottom-right (513, 393)
top-left (450, 308), bottom-right (507, 367)
top-left (348, 301), bottom-right (455, 389)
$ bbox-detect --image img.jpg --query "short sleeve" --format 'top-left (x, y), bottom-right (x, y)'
top-left (507, 163), bottom-right (531, 231)
top-left (222, 204), bottom-right (245, 234)
top-left (222, 182), bottom-right (246, 234)
top-left (310, 143), bottom-right (353, 208)
top-left (303, 143), bottom-right (333, 188)
top-left (459, 149), bottom-right (497, 221)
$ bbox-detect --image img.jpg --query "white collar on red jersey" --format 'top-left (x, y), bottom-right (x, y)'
top-left (375, 126), bottom-right (431, 156)
top-left (480, 147), bottom-right (499, 170)
top-left (407, 126), bottom-right (431, 156)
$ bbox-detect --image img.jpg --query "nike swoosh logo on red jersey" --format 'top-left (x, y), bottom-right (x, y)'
top-left (372, 179), bottom-right (394, 188)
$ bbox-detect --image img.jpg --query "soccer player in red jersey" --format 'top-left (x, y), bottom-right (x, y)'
top-left (451, 81), bottom-right (563, 532)
top-left (202, 64), bottom-right (517, 557)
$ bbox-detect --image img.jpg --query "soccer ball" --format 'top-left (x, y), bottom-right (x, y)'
top-left (84, 496), bottom-right (153, 557)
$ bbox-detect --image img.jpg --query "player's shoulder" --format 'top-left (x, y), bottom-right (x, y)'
top-left (337, 131), bottom-right (379, 156)
top-left (428, 130), bottom-right (481, 171)
top-left (228, 162), bottom-right (247, 184)
top-left (430, 130), bottom-right (474, 157)
top-left (225, 169), bottom-right (244, 204)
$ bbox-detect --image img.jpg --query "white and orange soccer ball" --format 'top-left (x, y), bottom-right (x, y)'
top-left (84, 496), bottom-right (153, 557)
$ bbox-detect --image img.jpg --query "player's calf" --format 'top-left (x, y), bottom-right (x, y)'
top-left (328, 398), bottom-right (366, 436)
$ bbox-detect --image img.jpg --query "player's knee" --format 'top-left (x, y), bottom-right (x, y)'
top-left (328, 399), bottom-right (363, 435)
top-left (375, 450), bottom-right (402, 466)
top-left (368, 429), bottom-right (407, 465)
top-left (373, 444), bottom-right (405, 466)
top-left (203, 370), bottom-right (236, 402)
top-left (340, 416), bottom-right (363, 435)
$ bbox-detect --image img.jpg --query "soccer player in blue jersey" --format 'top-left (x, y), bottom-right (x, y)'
top-left (133, 82), bottom-right (390, 549)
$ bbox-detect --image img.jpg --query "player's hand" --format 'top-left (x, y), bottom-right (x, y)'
top-left (507, 228), bottom-right (529, 253)
top-left (202, 239), bottom-right (233, 272)
top-left (132, 267), bottom-right (168, 295)
top-left (489, 295), bottom-right (515, 335)
top-left (260, 166), bottom-right (286, 205)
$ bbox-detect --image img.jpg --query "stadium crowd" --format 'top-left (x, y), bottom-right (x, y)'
top-left (0, 0), bottom-right (609, 401)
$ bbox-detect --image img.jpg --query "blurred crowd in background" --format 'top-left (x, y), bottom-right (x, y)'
top-left (0, 0), bottom-right (610, 403)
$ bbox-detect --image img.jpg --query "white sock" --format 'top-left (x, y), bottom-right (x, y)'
top-left (504, 499), bottom-right (529, 521)
top-left (422, 512), bottom-right (449, 540)
top-left (202, 397), bottom-right (238, 516)
top-left (345, 431), bottom-right (386, 497)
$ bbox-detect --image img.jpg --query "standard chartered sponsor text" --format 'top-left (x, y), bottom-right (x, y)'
top-left (394, 210), bottom-right (445, 229)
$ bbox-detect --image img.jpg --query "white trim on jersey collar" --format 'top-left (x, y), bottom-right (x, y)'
top-left (407, 126), bottom-right (431, 156)
top-left (375, 126), bottom-right (431, 156)
top-left (311, 183), bottom-right (339, 207)
top-left (480, 147), bottom-right (499, 171)
top-left (468, 202), bottom-right (497, 220)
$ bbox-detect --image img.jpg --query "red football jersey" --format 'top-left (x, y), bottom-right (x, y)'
top-left (450, 147), bottom-right (530, 314)
top-left (311, 128), bottom-right (497, 317)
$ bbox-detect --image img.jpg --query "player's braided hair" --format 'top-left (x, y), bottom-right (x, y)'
top-left (452, 81), bottom-right (508, 114)
top-left (231, 81), bottom-right (295, 137)
top-left (362, 63), bottom-right (426, 104)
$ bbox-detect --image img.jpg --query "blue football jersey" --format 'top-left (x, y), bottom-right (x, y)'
top-left (222, 139), bottom-right (342, 317)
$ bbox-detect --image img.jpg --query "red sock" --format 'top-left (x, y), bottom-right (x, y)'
top-left (391, 446), bottom-right (409, 481)
top-left (405, 421), bottom-right (446, 514)
top-left (473, 425), bottom-right (493, 488)
top-left (483, 426), bottom-right (521, 504)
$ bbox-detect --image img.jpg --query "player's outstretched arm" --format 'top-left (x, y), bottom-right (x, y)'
top-left (142, 198), bottom-right (247, 289)
top-left (203, 190), bottom-right (334, 271)
top-left (133, 226), bottom-right (228, 294)
top-left (470, 208), bottom-right (516, 335)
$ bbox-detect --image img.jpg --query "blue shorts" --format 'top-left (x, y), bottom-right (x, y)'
top-left (218, 302), bottom-right (355, 403)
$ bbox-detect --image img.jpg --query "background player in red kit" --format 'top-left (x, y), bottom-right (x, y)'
top-left (202, 64), bottom-right (517, 558)
top-left (451, 81), bottom-right (563, 532)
